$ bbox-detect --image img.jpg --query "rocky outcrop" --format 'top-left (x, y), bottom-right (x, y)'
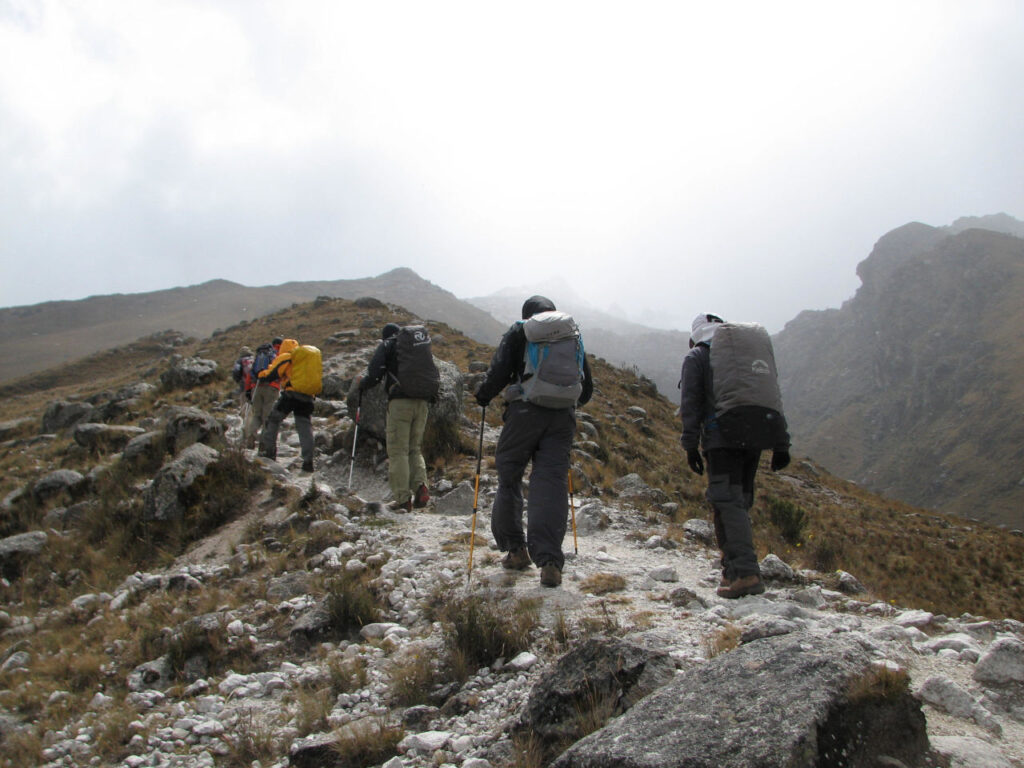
top-left (142, 443), bottom-right (221, 521)
top-left (774, 219), bottom-right (1024, 526)
top-left (552, 635), bottom-right (930, 768)
top-left (159, 355), bottom-right (219, 390)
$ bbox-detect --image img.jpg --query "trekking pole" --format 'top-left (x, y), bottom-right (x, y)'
top-left (347, 391), bottom-right (362, 492)
top-left (467, 405), bottom-right (486, 586)
top-left (569, 467), bottom-right (578, 555)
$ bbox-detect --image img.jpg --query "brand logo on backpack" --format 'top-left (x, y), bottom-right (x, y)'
top-left (516, 311), bottom-right (585, 409)
top-left (393, 325), bottom-right (440, 400)
top-left (709, 323), bottom-right (787, 450)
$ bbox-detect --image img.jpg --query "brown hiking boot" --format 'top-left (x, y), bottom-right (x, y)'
top-left (388, 499), bottom-right (413, 513)
top-left (540, 564), bottom-right (562, 588)
top-left (502, 547), bottom-right (532, 571)
top-left (716, 574), bottom-right (765, 599)
top-left (413, 483), bottom-right (430, 509)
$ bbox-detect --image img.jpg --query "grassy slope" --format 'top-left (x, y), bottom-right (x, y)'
top-left (1, 297), bottom-right (1022, 620)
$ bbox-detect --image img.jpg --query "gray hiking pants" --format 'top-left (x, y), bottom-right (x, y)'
top-left (243, 383), bottom-right (278, 447)
top-left (260, 391), bottom-right (314, 463)
top-left (706, 447), bottom-right (762, 579)
top-left (491, 401), bottom-right (575, 570)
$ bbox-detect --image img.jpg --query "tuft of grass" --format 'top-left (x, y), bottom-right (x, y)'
top-left (220, 707), bottom-right (282, 768)
top-left (438, 591), bottom-right (539, 676)
top-left (580, 573), bottom-right (627, 595)
top-left (330, 718), bottom-right (404, 768)
top-left (324, 654), bottom-right (368, 696)
top-left (578, 601), bottom-right (622, 637)
top-left (765, 496), bottom-right (808, 546)
top-left (389, 649), bottom-right (442, 707)
top-left (847, 664), bottom-right (911, 703)
top-left (291, 684), bottom-right (334, 737)
top-left (325, 573), bottom-right (384, 635)
top-left (702, 623), bottom-right (742, 658)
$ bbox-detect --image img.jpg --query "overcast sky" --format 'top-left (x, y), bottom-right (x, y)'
top-left (2, 1), bottom-right (1022, 332)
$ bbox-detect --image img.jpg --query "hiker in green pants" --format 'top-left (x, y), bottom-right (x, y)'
top-left (359, 323), bottom-right (440, 512)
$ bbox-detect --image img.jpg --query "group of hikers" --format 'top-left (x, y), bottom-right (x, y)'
top-left (232, 295), bottom-right (791, 599)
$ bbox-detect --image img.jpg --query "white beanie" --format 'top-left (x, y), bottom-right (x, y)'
top-left (690, 313), bottom-right (723, 346)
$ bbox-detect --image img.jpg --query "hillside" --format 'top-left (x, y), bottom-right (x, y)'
top-left (0, 268), bottom-right (505, 383)
top-left (774, 220), bottom-right (1024, 528)
top-left (2, 296), bottom-right (1024, 766)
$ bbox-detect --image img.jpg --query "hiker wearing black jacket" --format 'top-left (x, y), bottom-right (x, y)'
top-left (474, 295), bottom-right (593, 588)
top-left (359, 323), bottom-right (432, 512)
top-left (680, 313), bottom-right (791, 599)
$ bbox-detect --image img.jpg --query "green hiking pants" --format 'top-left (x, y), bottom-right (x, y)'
top-left (387, 398), bottom-right (429, 504)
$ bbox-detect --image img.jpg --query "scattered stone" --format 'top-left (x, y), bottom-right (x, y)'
top-left (759, 553), bottom-right (795, 581)
top-left (0, 531), bottom-right (48, 580)
top-left (142, 443), bottom-right (221, 521)
top-left (974, 637), bottom-right (1024, 686)
top-left (682, 518), bottom-right (714, 545)
top-left (72, 423), bottom-right (147, 452)
top-left (32, 469), bottom-right (86, 503)
top-left (160, 356), bottom-right (219, 390)
top-left (433, 481), bottom-right (476, 516)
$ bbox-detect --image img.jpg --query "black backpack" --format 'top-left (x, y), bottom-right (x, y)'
top-left (390, 326), bottom-right (440, 400)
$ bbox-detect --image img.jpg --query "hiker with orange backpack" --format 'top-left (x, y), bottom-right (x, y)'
top-left (258, 338), bottom-right (322, 473)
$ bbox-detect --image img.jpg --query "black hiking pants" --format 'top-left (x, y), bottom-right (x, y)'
top-left (706, 447), bottom-right (762, 580)
top-left (491, 401), bottom-right (576, 570)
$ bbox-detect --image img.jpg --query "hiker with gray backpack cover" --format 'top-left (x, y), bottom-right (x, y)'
top-left (474, 295), bottom-right (593, 588)
top-left (679, 313), bottom-right (791, 599)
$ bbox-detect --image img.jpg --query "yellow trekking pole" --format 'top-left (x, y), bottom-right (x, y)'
top-left (467, 405), bottom-right (486, 585)
top-left (569, 467), bottom-right (578, 555)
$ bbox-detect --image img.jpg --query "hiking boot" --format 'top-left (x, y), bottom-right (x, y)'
top-left (502, 547), bottom-right (532, 571)
top-left (540, 564), bottom-right (562, 588)
top-left (301, 460), bottom-right (314, 473)
top-left (388, 499), bottom-right (413, 513)
top-left (716, 574), bottom-right (765, 599)
top-left (413, 483), bottom-right (430, 509)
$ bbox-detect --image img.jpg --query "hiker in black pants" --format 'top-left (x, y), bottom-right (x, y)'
top-left (680, 313), bottom-right (791, 599)
top-left (474, 296), bottom-right (593, 588)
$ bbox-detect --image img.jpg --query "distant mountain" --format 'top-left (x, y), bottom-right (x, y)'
top-left (0, 268), bottom-right (505, 383)
top-left (465, 281), bottom-right (689, 396)
top-left (774, 215), bottom-right (1024, 527)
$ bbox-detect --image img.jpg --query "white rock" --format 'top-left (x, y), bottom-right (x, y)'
top-left (360, 622), bottom-right (403, 640)
top-left (506, 652), bottom-right (538, 672)
top-left (917, 633), bottom-right (981, 656)
top-left (931, 735), bottom-right (1013, 768)
top-left (399, 730), bottom-right (452, 752)
top-left (462, 759), bottom-right (492, 768)
top-left (227, 619), bottom-right (245, 636)
top-left (193, 720), bottom-right (225, 736)
top-left (974, 637), bottom-right (1024, 685)
top-left (648, 566), bottom-right (678, 583)
top-left (894, 609), bottom-right (933, 628)
top-left (595, 551), bottom-right (619, 563)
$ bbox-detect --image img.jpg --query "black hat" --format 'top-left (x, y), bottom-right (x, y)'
top-left (521, 295), bottom-right (556, 319)
top-left (382, 323), bottom-right (400, 340)
top-left (272, 337), bottom-right (283, 346)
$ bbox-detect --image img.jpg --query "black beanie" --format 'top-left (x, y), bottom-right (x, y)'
top-left (382, 323), bottom-right (400, 340)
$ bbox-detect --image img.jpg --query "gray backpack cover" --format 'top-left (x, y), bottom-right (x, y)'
top-left (515, 311), bottom-right (584, 409)
top-left (710, 322), bottom-right (786, 449)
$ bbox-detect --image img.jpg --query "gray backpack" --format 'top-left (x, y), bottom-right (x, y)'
top-left (516, 311), bottom-right (585, 409)
top-left (709, 322), bottom-right (787, 449)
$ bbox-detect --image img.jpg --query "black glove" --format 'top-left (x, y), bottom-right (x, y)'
top-left (357, 376), bottom-right (369, 393)
top-left (771, 450), bottom-right (791, 472)
top-left (475, 391), bottom-right (490, 408)
top-left (686, 449), bottom-right (704, 476)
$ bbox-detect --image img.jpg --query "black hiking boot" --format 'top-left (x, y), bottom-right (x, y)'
top-left (301, 459), bottom-right (314, 473)
top-left (502, 547), bottom-right (532, 571)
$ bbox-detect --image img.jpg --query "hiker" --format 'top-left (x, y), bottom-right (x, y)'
top-left (474, 295), bottom-right (593, 588)
top-left (680, 313), bottom-right (791, 599)
top-left (243, 338), bottom-right (282, 449)
top-left (231, 346), bottom-right (255, 403)
top-left (358, 323), bottom-right (439, 512)
top-left (258, 338), bottom-right (320, 472)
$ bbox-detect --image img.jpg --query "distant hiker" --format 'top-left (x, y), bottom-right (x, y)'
top-left (358, 323), bottom-right (440, 512)
top-left (231, 346), bottom-right (255, 402)
top-left (258, 338), bottom-right (323, 473)
top-left (243, 338), bottom-right (282, 449)
top-left (679, 313), bottom-right (791, 599)
top-left (474, 296), bottom-right (593, 588)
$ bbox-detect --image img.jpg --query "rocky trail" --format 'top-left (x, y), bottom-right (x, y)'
top-left (8, 398), bottom-right (1024, 768)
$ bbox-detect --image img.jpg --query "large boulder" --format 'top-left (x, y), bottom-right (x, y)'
top-left (0, 531), bottom-right (48, 580)
top-left (523, 636), bottom-right (675, 743)
top-left (345, 358), bottom-right (465, 444)
top-left (160, 356), bottom-right (218, 390)
top-left (552, 635), bottom-right (931, 768)
top-left (32, 469), bottom-right (87, 503)
top-left (164, 406), bottom-right (222, 454)
top-left (142, 443), bottom-right (221, 522)
top-left (72, 423), bottom-right (147, 452)
top-left (41, 400), bottom-right (95, 433)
